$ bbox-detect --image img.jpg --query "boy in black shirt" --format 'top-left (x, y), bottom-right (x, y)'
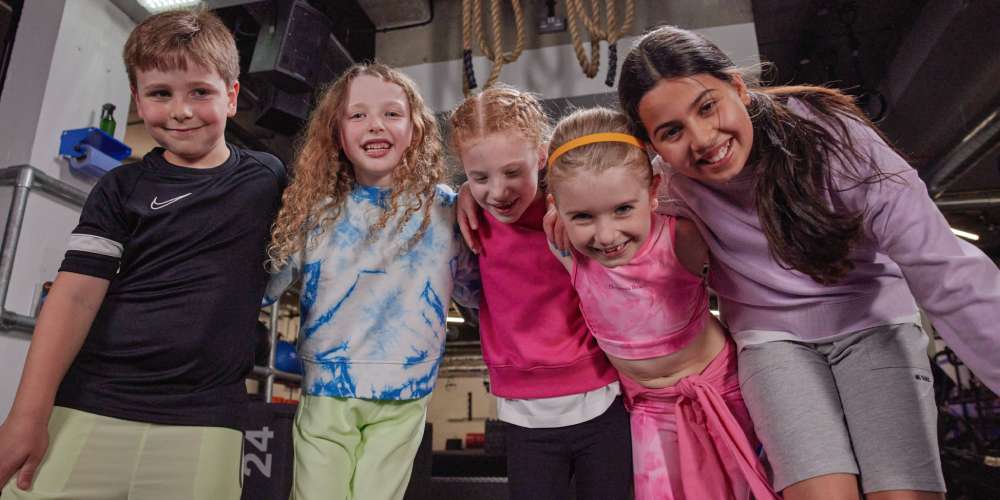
top-left (0, 9), bottom-right (284, 499)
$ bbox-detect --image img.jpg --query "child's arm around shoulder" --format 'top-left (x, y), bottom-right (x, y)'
top-left (450, 234), bottom-right (482, 310)
top-left (0, 271), bottom-right (110, 490)
top-left (672, 217), bottom-right (709, 277)
top-left (455, 182), bottom-right (483, 254)
top-left (435, 184), bottom-right (482, 309)
top-left (546, 238), bottom-right (573, 274)
top-left (263, 250), bottom-right (301, 307)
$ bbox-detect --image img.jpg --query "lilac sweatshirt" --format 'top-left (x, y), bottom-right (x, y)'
top-left (657, 98), bottom-right (1000, 393)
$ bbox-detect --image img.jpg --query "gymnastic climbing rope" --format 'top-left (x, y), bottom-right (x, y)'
top-left (462, 0), bottom-right (527, 96)
top-left (565, 0), bottom-right (635, 86)
top-left (462, 0), bottom-right (477, 94)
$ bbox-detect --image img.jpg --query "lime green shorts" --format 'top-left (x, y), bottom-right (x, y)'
top-left (292, 394), bottom-right (429, 500)
top-left (2, 406), bottom-right (243, 500)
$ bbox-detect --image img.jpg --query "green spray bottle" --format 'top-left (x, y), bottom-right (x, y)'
top-left (100, 103), bottom-right (117, 136)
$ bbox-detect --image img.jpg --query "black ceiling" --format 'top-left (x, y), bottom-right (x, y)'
top-left (752, 0), bottom-right (1000, 257)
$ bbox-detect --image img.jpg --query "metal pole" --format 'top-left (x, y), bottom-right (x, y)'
top-left (0, 167), bottom-right (35, 321)
top-left (0, 167), bottom-right (21, 184)
top-left (33, 169), bottom-right (88, 207)
top-left (1, 311), bottom-right (36, 332)
top-left (0, 165), bottom-right (88, 208)
top-left (264, 300), bottom-right (280, 403)
top-left (935, 194), bottom-right (1000, 211)
top-left (0, 165), bottom-right (88, 332)
top-left (251, 365), bottom-right (303, 384)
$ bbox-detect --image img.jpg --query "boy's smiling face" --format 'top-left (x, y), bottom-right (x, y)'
top-left (132, 60), bottom-right (238, 168)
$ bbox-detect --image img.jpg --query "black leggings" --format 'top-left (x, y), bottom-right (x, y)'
top-left (505, 396), bottom-right (633, 500)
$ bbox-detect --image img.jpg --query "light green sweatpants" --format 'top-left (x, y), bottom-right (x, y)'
top-left (2, 406), bottom-right (243, 500)
top-left (291, 394), bottom-right (429, 500)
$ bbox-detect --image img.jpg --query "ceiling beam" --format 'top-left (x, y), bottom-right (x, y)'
top-left (928, 109), bottom-right (1000, 197)
top-left (936, 191), bottom-right (1000, 211)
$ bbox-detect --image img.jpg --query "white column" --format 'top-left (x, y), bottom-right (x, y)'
top-left (0, 0), bottom-right (134, 417)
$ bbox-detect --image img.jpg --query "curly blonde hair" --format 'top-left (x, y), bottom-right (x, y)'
top-left (268, 62), bottom-right (444, 269)
top-left (448, 84), bottom-right (550, 154)
top-left (547, 107), bottom-right (652, 194)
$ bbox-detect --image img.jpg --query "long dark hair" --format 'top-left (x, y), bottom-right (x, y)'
top-left (618, 25), bottom-right (896, 284)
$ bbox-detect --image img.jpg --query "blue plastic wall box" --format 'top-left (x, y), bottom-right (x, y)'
top-left (59, 127), bottom-right (132, 177)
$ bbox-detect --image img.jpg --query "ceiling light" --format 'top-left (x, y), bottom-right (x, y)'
top-left (951, 227), bottom-right (980, 241)
top-left (137, 0), bottom-right (202, 13)
top-left (446, 317), bottom-right (465, 324)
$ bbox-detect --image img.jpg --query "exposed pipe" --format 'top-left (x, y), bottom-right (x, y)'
top-left (33, 170), bottom-right (89, 207)
top-left (264, 301), bottom-right (280, 402)
top-left (0, 165), bottom-right (90, 333)
top-left (935, 194), bottom-right (1000, 211)
top-left (1, 311), bottom-right (37, 332)
top-left (0, 166), bottom-right (34, 321)
top-left (0, 165), bottom-right (87, 205)
top-left (251, 365), bottom-right (303, 384)
top-left (928, 109), bottom-right (1000, 197)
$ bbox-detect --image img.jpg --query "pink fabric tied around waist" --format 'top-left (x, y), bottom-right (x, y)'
top-left (622, 341), bottom-right (779, 500)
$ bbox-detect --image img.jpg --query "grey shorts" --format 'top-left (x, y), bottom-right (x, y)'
top-left (738, 323), bottom-right (945, 494)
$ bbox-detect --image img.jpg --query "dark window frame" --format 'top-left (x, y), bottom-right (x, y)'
top-left (0, 0), bottom-right (24, 102)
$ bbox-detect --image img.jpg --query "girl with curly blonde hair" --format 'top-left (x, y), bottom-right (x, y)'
top-left (266, 62), bottom-right (480, 500)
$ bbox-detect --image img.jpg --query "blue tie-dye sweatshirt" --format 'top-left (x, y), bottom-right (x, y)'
top-left (265, 183), bottom-right (481, 400)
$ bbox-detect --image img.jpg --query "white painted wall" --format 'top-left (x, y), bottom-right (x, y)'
top-left (398, 23), bottom-right (760, 114)
top-left (0, 1), bottom-right (134, 418)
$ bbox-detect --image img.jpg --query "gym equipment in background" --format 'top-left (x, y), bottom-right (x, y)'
top-left (274, 339), bottom-right (303, 375)
top-left (933, 347), bottom-right (999, 499)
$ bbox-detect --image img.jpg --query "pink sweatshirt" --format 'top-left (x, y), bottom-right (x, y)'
top-left (477, 196), bottom-right (619, 399)
top-left (658, 98), bottom-right (1000, 393)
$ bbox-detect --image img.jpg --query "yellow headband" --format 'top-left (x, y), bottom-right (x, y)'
top-left (547, 132), bottom-right (643, 168)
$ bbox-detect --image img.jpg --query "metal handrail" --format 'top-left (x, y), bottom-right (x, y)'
top-left (251, 365), bottom-right (303, 384)
top-left (264, 301), bottom-right (281, 401)
top-left (0, 165), bottom-right (88, 332)
top-left (0, 165), bottom-right (88, 207)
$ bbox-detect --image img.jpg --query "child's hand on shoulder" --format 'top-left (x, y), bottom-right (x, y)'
top-left (0, 414), bottom-right (50, 491)
top-left (544, 195), bottom-right (573, 272)
top-left (543, 194), bottom-right (571, 253)
top-left (456, 182), bottom-right (482, 254)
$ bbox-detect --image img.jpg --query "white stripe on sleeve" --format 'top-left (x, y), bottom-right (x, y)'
top-left (67, 234), bottom-right (124, 258)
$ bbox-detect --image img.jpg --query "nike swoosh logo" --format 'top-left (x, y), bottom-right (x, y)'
top-left (150, 193), bottom-right (193, 210)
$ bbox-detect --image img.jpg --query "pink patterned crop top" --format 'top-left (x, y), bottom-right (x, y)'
top-left (571, 213), bottom-right (709, 360)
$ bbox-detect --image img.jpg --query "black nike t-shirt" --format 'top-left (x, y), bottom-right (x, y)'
top-left (55, 145), bottom-right (285, 429)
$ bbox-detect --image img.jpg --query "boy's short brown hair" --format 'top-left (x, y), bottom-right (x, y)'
top-left (123, 9), bottom-right (239, 88)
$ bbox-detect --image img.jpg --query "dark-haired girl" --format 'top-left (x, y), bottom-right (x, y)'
top-left (614, 25), bottom-right (1000, 500)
